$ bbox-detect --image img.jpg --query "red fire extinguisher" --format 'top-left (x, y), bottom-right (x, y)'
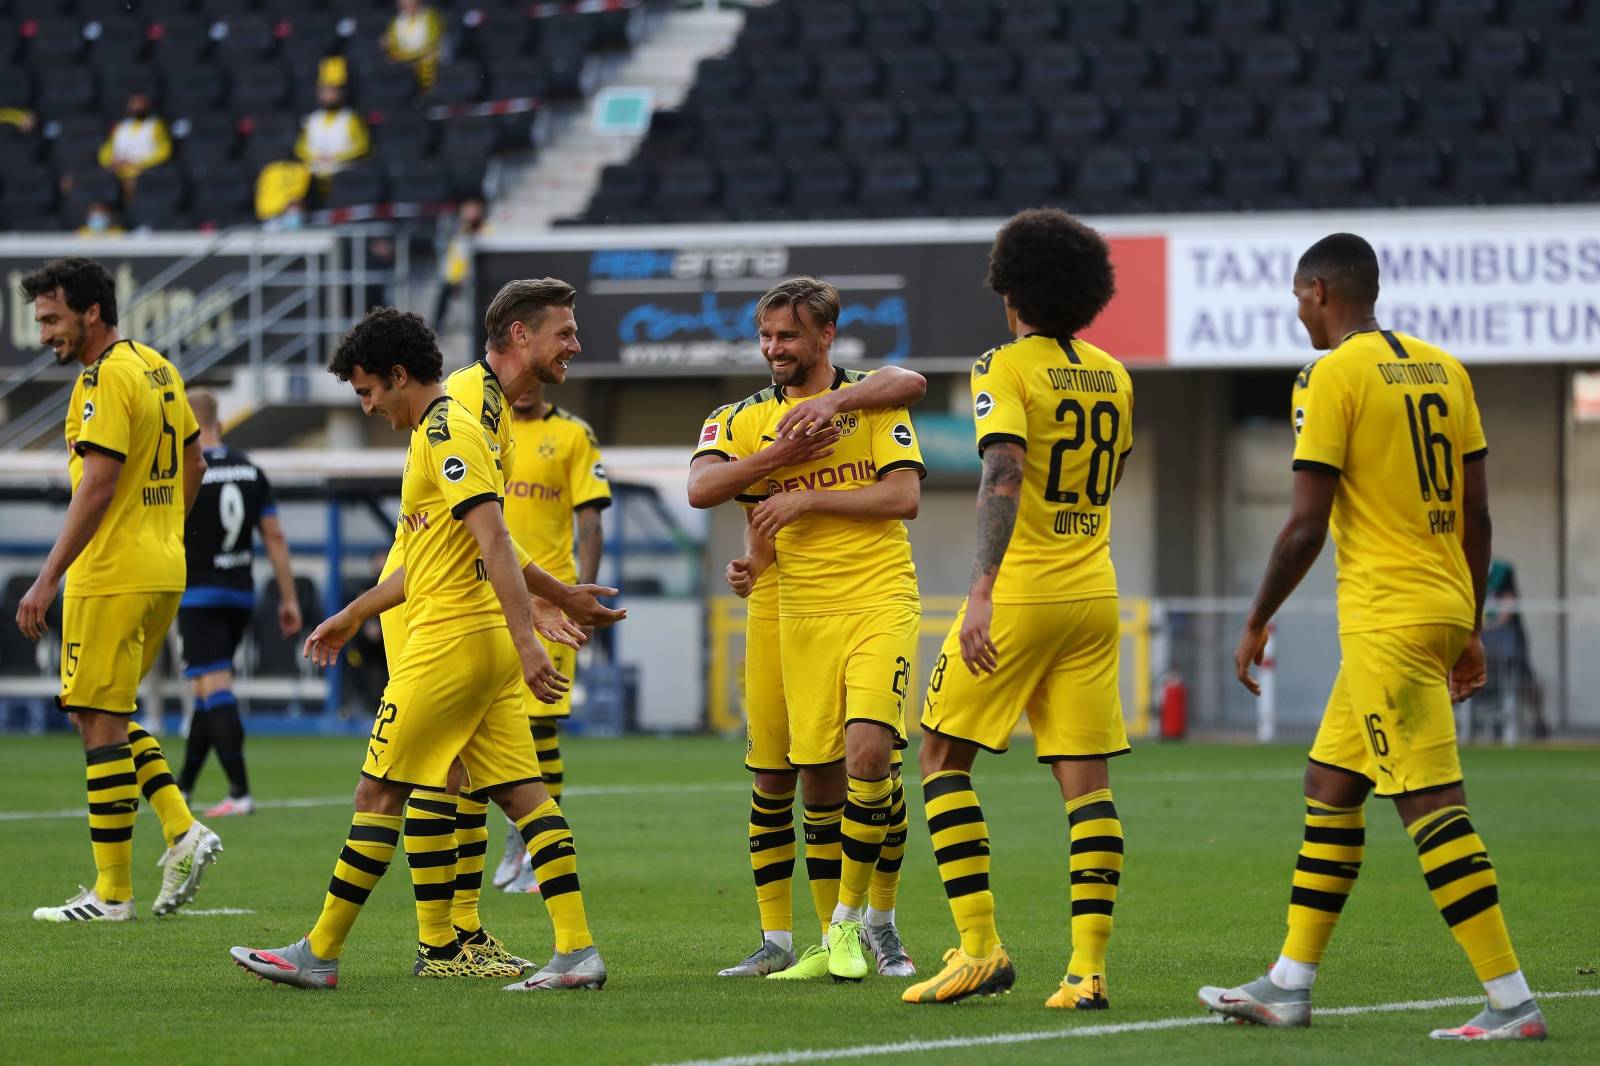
top-left (1159, 672), bottom-right (1188, 740)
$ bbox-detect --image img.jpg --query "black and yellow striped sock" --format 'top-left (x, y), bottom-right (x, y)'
top-left (404, 789), bottom-right (459, 949)
top-left (837, 775), bottom-right (893, 916)
top-left (923, 771), bottom-right (998, 958)
top-left (1282, 797), bottom-right (1364, 965)
top-left (308, 811), bottom-right (401, 959)
top-left (86, 741), bottom-right (139, 902)
top-left (451, 790), bottom-right (490, 935)
top-left (532, 721), bottom-right (564, 802)
top-left (749, 785), bottom-right (796, 936)
top-left (516, 799), bottom-right (593, 953)
top-left (868, 780), bottom-right (908, 913)
top-left (1066, 788), bottom-right (1124, 978)
top-left (1408, 805), bottom-right (1519, 982)
top-left (128, 722), bottom-right (193, 847)
top-left (803, 801), bottom-right (843, 940)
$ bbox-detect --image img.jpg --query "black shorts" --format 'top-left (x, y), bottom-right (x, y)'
top-left (178, 606), bottom-right (253, 679)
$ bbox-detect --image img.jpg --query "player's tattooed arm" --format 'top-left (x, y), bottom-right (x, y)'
top-left (775, 366), bottom-right (928, 438)
top-left (1234, 467), bottom-right (1338, 695)
top-left (960, 441), bottom-right (1024, 674)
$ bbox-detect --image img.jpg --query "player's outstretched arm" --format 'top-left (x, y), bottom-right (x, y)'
top-left (1451, 456), bottom-right (1493, 702)
top-left (302, 566), bottom-right (407, 666)
top-left (16, 450), bottom-right (124, 640)
top-left (687, 427), bottom-right (842, 509)
top-left (749, 468), bottom-right (920, 540)
top-left (960, 440), bottom-right (1025, 676)
top-left (260, 513), bottom-right (302, 637)
top-left (463, 500), bottom-right (569, 703)
top-left (182, 437), bottom-right (206, 516)
top-left (1234, 467), bottom-right (1338, 695)
top-left (774, 366), bottom-right (929, 438)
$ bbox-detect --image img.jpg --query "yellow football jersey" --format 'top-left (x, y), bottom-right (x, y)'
top-left (504, 406), bottom-right (611, 585)
top-left (694, 396), bottom-right (778, 621)
top-left (64, 339), bottom-right (199, 595)
top-left (1291, 329), bottom-right (1487, 635)
top-left (971, 334), bottom-right (1133, 605)
top-left (718, 368), bottom-right (924, 618)
top-left (395, 395), bottom-right (509, 641)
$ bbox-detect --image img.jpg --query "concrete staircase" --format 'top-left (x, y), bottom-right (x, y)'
top-left (492, 4), bottom-right (743, 230)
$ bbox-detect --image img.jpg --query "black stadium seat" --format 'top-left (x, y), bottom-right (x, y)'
top-left (1526, 134), bottom-right (1595, 199)
top-left (1299, 142), bottom-right (1367, 205)
top-left (1342, 84), bottom-right (1411, 139)
top-left (923, 147), bottom-right (992, 211)
top-left (322, 164), bottom-right (387, 210)
top-left (903, 98), bottom-right (968, 151)
top-left (720, 156), bottom-right (785, 215)
top-left (1498, 81), bottom-right (1566, 133)
top-left (1374, 138), bottom-right (1448, 204)
top-left (994, 145), bottom-right (1063, 209)
top-left (1193, 88), bottom-right (1261, 146)
top-left (838, 99), bottom-right (903, 152)
top-left (999, 1), bottom-right (1063, 45)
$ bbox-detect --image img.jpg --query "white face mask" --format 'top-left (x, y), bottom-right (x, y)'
top-left (279, 207), bottom-right (304, 230)
top-left (86, 211), bottom-right (111, 232)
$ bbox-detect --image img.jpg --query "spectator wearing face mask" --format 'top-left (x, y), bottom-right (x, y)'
top-left (98, 93), bottom-right (172, 192)
top-left (76, 200), bottom-right (124, 237)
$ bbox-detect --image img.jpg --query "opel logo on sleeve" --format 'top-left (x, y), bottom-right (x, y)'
top-left (442, 456), bottom-right (467, 482)
top-left (974, 391), bottom-right (994, 419)
top-left (891, 423), bottom-right (913, 447)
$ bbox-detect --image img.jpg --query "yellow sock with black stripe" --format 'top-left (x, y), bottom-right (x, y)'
top-left (836, 775), bottom-right (893, 918)
top-left (127, 721), bottom-right (193, 847)
top-left (802, 801), bottom-right (843, 940)
top-left (1066, 788), bottom-right (1123, 979)
top-left (1408, 805), bottom-right (1519, 983)
top-left (923, 770), bottom-right (998, 958)
top-left (404, 789), bottom-right (458, 948)
top-left (532, 721), bottom-right (564, 801)
top-left (749, 785), bottom-right (796, 936)
top-left (1281, 798), bottom-right (1364, 968)
top-left (516, 799), bottom-right (593, 953)
top-left (86, 742), bottom-right (139, 902)
top-left (308, 812), bottom-right (401, 959)
top-left (450, 790), bottom-right (490, 935)
top-left (868, 779), bottom-right (908, 913)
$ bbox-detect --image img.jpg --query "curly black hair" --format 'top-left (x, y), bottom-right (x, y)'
top-left (19, 257), bottom-right (118, 326)
top-left (328, 306), bottom-right (443, 385)
top-left (985, 208), bottom-right (1115, 339)
top-left (1296, 232), bottom-right (1380, 304)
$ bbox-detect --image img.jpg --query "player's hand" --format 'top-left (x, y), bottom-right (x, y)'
top-left (774, 391), bottom-right (843, 439)
top-left (959, 595), bottom-right (999, 675)
top-left (725, 556), bottom-right (757, 598)
top-left (555, 583), bottom-right (627, 628)
top-left (1450, 632), bottom-right (1488, 703)
top-left (761, 421), bottom-right (841, 467)
top-left (533, 595), bottom-right (587, 650)
top-left (751, 491), bottom-right (812, 540)
top-left (1234, 619), bottom-right (1270, 697)
top-left (15, 573), bottom-right (58, 641)
top-left (521, 642), bottom-right (571, 704)
top-left (279, 599), bottom-right (303, 639)
top-left (303, 610), bottom-right (359, 668)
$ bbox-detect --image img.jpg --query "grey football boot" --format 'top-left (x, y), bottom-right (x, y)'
top-left (231, 937), bottom-right (340, 990)
top-left (718, 940), bottom-right (797, 977)
top-left (1198, 973), bottom-right (1311, 1028)
top-left (504, 944), bottom-right (607, 990)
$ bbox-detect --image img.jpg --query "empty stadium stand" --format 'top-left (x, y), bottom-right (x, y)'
top-left (575, 0), bottom-right (1600, 223)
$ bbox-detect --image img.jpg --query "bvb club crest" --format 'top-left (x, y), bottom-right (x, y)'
top-left (832, 412), bottom-right (859, 437)
top-left (538, 436), bottom-right (558, 458)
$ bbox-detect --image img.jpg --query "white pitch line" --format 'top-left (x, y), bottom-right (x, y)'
top-left (173, 907), bottom-right (256, 917)
top-left (656, 989), bottom-right (1600, 1066)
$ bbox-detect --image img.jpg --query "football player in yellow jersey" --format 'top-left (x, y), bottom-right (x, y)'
top-left (233, 308), bottom-right (608, 992)
top-left (17, 258), bottom-right (223, 924)
top-left (1199, 234), bottom-right (1544, 1041)
top-left (689, 277), bottom-right (926, 984)
top-left (494, 377), bottom-right (612, 894)
top-left (903, 209), bottom-right (1133, 1009)
top-left (691, 362), bottom-right (927, 979)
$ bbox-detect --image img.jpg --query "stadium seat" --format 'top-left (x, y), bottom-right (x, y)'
top-left (1119, 91), bottom-right (1187, 145)
top-left (1019, 43), bottom-right (1090, 99)
top-left (882, 46), bottom-right (949, 99)
top-left (149, 17), bottom-right (215, 65)
top-left (1269, 87), bottom-right (1337, 146)
top-left (902, 98), bottom-right (969, 151)
top-left (322, 164), bottom-right (387, 210)
top-left (994, 144), bottom-right (1064, 209)
top-left (486, 61), bottom-right (545, 102)
top-left (50, 116), bottom-right (111, 169)
top-left (99, 65), bottom-right (163, 122)
top-left (654, 157), bottom-right (718, 212)
top-left (764, 100), bottom-right (834, 149)
top-left (1070, 0), bottom-right (1137, 43)
top-left (278, 12), bottom-right (340, 67)
top-left (133, 164), bottom-right (187, 209)
top-left (589, 162), bottom-right (649, 213)
top-left (1342, 84), bottom-right (1411, 139)
top-left (1212, 0), bottom-right (1280, 41)
top-left (1463, 28), bottom-right (1532, 82)
top-left (1386, 31), bottom-right (1456, 86)
top-left (736, 2), bottom-right (792, 48)
top-left (795, 1), bottom-right (860, 49)
top-left (1142, 0), bottom-right (1205, 40)
top-left (62, 169), bottom-right (123, 224)
top-left (1192, 88), bottom-right (1261, 146)
top-left (1070, 145), bottom-right (1143, 212)
top-left (214, 15), bottom-right (277, 62)
top-left (859, 151), bottom-right (926, 212)
top-left (354, 64), bottom-right (416, 112)
top-left (1373, 138), bottom-right (1448, 204)
top-left (1543, 29), bottom-right (1598, 82)
top-left (1354, 0), bottom-right (1426, 32)
top-left (999, 0), bottom-right (1063, 44)
top-left (1526, 134), bottom-right (1596, 199)
top-left (815, 50), bottom-right (881, 100)
top-left (230, 63), bottom-right (291, 116)
top-left (240, 112), bottom-right (299, 170)
top-left (947, 43), bottom-right (1019, 101)
top-left (28, 17), bottom-right (88, 66)
top-left (747, 54), bottom-right (812, 102)
top-left (1221, 142), bottom-right (1293, 206)
top-left (719, 156), bottom-right (786, 214)
top-left (1503, 0), bottom-right (1574, 25)
top-left (865, 1), bottom-right (931, 45)
top-left (687, 57), bottom-right (743, 105)
top-left (429, 62), bottom-right (486, 107)
top-left (1431, 0), bottom-right (1500, 31)
top-left (37, 68), bottom-right (99, 119)
top-left (165, 64), bottom-right (227, 111)
top-left (384, 159), bottom-right (450, 205)
top-left (0, 125), bottom-right (42, 175)
top-left (371, 111), bottom-right (435, 162)
top-left (1165, 39), bottom-right (1232, 90)
top-left (468, 11), bottom-right (535, 64)
top-left (1282, 0), bottom-right (1352, 34)
top-left (0, 64), bottom-right (32, 110)
top-left (969, 96), bottom-right (1039, 150)
top-left (252, 576), bottom-right (318, 678)
top-left (1452, 136), bottom-right (1524, 201)
top-left (1147, 143), bottom-right (1219, 208)
top-left (786, 152), bottom-right (855, 212)
top-left (690, 102), bottom-right (759, 158)
top-left (1298, 142), bottom-right (1367, 205)
top-left (1047, 94), bottom-right (1114, 147)
top-left (1090, 40), bottom-right (1158, 91)
top-left (1498, 81), bottom-right (1567, 133)
top-left (838, 99), bottom-right (903, 152)
top-left (0, 169), bottom-right (59, 229)
top-left (1236, 35), bottom-right (1304, 87)
top-left (125, 197), bottom-right (191, 230)
top-left (929, 0), bottom-right (996, 45)
top-left (1419, 83), bottom-right (1488, 136)
top-left (1308, 32), bottom-right (1381, 87)
top-left (534, 13), bottom-right (597, 58)
top-left (923, 147), bottom-right (992, 212)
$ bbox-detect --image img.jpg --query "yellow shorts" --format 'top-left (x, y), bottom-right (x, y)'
top-left (362, 624), bottom-right (542, 792)
top-left (1309, 624), bottom-right (1468, 798)
top-left (59, 591), bottom-right (181, 715)
top-left (744, 612), bottom-right (789, 772)
top-left (920, 597), bottom-right (1130, 762)
top-left (528, 632), bottom-right (576, 720)
top-left (780, 606), bottom-right (917, 767)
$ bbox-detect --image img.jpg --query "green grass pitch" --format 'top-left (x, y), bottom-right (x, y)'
top-left (1, 735), bottom-right (1595, 1065)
